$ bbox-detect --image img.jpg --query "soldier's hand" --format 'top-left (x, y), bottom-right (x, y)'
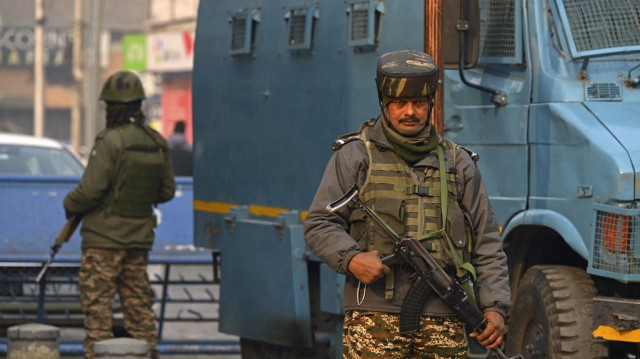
top-left (347, 250), bottom-right (390, 284)
top-left (469, 311), bottom-right (505, 349)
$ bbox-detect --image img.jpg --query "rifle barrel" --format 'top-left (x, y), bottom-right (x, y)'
top-left (35, 257), bottom-right (53, 283)
top-left (35, 216), bottom-right (81, 283)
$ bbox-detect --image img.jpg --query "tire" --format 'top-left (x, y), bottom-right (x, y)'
top-left (505, 265), bottom-right (608, 359)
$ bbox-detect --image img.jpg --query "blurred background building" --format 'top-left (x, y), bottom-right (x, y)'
top-left (0, 0), bottom-right (197, 156)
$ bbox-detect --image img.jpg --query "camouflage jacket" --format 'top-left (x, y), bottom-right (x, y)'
top-left (303, 117), bottom-right (510, 317)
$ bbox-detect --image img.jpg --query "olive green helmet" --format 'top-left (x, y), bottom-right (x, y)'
top-left (99, 70), bottom-right (146, 103)
top-left (375, 50), bottom-right (438, 106)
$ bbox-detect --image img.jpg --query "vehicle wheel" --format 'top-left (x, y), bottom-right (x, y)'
top-left (505, 265), bottom-right (608, 358)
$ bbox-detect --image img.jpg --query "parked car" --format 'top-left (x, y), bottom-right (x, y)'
top-left (0, 132), bottom-right (207, 345)
top-left (0, 132), bottom-right (85, 176)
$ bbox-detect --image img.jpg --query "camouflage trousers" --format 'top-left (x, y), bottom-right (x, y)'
top-left (343, 311), bottom-right (468, 359)
top-left (79, 248), bottom-right (158, 359)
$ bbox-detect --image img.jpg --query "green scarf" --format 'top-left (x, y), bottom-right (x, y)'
top-left (382, 120), bottom-right (439, 165)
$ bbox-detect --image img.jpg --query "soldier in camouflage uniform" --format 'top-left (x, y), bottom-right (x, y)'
top-left (304, 50), bottom-right (511, 358)
top-left (64, 70), bottom-right (175, 359)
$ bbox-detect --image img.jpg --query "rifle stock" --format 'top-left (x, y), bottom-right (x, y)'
top-left (327, 186), bottom-right (522, 359)
top-left (35, 216), bottom-right (81, 283)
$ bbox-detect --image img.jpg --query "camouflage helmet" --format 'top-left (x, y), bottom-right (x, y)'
top-left (99, 70), bottom-right (146, 103)
top-left (375, 50), bottom-right (438, 105)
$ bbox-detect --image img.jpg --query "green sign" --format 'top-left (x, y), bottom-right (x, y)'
top-left (123, 34), bottom-right (147, 71)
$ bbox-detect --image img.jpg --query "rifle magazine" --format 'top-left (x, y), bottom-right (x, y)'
top-left (399, 276), bottom-right (431, 334)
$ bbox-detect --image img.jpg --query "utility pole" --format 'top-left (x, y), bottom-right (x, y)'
top-left (84, 0), bottom-right (102, 150)
top-left (425, 0), bottom-right (444, 134)
top-left (71, 0), bottom-right (84, 153)
top-left (34, 0), bottom-right (45, 137)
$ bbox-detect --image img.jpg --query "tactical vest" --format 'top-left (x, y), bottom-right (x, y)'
top-left (107, 124), bottom-right (166, 218)
top-left (347, 122), bottom-right (475, 298)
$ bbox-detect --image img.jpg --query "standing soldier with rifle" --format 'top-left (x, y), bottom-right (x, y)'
top-left (63, 71), bottom-right (175, 359)
top-left (304, 50), bottom-right (511, 358)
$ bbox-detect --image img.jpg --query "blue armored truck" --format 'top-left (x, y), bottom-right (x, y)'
top-left (193, 0), bottom-right (640, 357)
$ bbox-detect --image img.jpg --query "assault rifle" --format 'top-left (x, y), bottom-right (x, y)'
top-left (35, 216), bottom-right (82, 283)
top-left (327, 186), bottom-right (522, 359)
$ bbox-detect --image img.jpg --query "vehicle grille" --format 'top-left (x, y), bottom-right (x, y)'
top-left (586, 82), bottom-right (622, 101)
top-left (592, 209), bottom-right (640, 278)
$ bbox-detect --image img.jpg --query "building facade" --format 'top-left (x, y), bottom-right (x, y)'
top-left (0, 1), bottom-right (197, 149)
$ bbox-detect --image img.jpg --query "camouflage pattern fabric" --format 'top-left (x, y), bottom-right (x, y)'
top-left (79, 248), bottom-right (158, 359)
top-left (376, 50), bottom-right (439, 100)
top-left (343, 310), bottom-right (467, 359)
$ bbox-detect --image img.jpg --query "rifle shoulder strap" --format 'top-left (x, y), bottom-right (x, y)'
top-left (438, 145), bottom-right (477, 303)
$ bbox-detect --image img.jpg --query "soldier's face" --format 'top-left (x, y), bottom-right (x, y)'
top-left (386, 97), bottom-right (430, 135)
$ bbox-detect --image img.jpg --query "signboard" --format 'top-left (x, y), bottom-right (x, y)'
top-left (123, 34), bottom-right (147, 71)
top-left (0, 27), bottom-right (71, 67)
top-left (162, 76), bottom-right (193, 144)
top-left (148, 31), bottom-right (195, 72)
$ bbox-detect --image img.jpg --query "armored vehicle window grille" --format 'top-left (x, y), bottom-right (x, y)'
top-left (586, 82), bottom-right (622, 101)
top-left (289, 10), bottom-right (307, 45)
top-left (562, 0), bottom-right (640, 54)
top-left (347, 0), bottom-right (383, 47)
top-left (229, 9), bottom-right (260, 56)
top-left (592, 210), bottom-right (640, 276)
top-left (478, 0), bottom-right (522, 63)
top-left (285, 6), bottom-right (317, 50)
top-left (231, 17), bottom-right (247, 51)
top-left (350, 3), bottom-right (369, 42)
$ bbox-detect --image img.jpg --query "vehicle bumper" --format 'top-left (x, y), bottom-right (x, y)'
top-left (592, 296), bottom-right (640, 343)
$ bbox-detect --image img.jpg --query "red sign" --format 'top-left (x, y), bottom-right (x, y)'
top-left (162, 76), bottom-right (193, 144)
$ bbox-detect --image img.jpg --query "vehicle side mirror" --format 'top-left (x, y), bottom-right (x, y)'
top-left (443, 0), bottom-right (479, 69)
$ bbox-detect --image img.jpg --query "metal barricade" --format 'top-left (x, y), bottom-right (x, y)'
top-left (0, 252), bottom-right (240, 356)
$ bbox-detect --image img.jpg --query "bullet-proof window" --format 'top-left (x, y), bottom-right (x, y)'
top-left (346, 0), bottom-right (384, 48)
top-left (559, 0), bottom-right (640, 58)
top-left (478, 0), bottom-right (522, 64)
top-left (284, 5), bottom-right (319, 50)
top-left (229, 8), bottom-right (261, 56)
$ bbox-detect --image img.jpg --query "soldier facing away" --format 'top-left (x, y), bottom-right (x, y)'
top-left (64, 70), bottom-right (175, 359)
top-left (304, 50), bottom-right (511, 358)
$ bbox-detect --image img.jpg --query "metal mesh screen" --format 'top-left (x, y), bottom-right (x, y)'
top-left (593, 211), bottom-right (640, 275)
top-left (350, 4), bottom-right (369, 41)
top-left (288, 11), bottom-right (307, 46)
top-left (231, 17), bottom-right (246, 51)
top-left (562, 0), bottom-right (640, 53)
top-left (479, 0), bottom-right (516, 58)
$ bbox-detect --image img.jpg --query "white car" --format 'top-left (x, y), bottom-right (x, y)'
top-left (0, 132), bottom-right (85, 176)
